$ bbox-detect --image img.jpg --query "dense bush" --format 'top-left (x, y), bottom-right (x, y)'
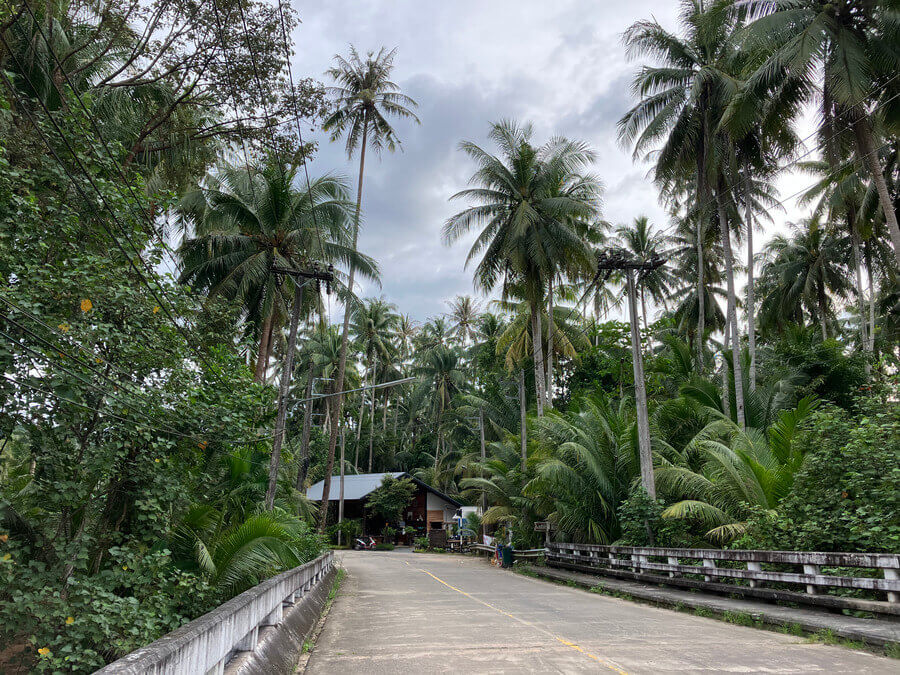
top-left (615, 489), bottom-right (693, 548)
top-left (735, 400), bottom-right (899, 553)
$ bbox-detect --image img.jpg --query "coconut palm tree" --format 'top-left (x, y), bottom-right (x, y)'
top-left (619, 1), bottom-right (735, 367)
top-left (177, 162), bottom-right (377, 383)
top-left (656, 397), bottom-right (819, 543)
top-left (444, 120), bottom-right (601, 416)
top-left (531, 394), bottom-right (640, 543)
top-left (738, 0), bottom-right (900, 267)
top-left (448, 295), bottom-right (482, 346)
top-left (615, 216), bottom-right (676, 343)
top-left (350, 298), bottom-right (398, 468)
top-left (757, 216), bottom-right (852, 339)
top-left (318, 46), bottom-right (419, 528)
top-left (410, 345), bottom-right (465, 469)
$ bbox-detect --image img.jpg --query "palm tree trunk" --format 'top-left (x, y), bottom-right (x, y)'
top-left (357, 357), bottom-right (368, 442)
top-left (849, 211), bottom-right (869, 362)
top-left (518, 368), bottom-right (527, 471)
top-left (865, 240), bottom-right (876, 354)
top-left (368, 356), bottom-right (377, 472)
top-left (266, 283), bottom-right (304, 510)
top-left (295, 359), bottom-right (315, 495)
top-left (744, 161), bottom-right (757, 392)
top-left (319, 114), bottom-right (368, 532)
top-left (852, 116), bottom-right (900, 268)
top-left (531, 304), bottom-right (546, 417)
top-left (721, 316), bottom-right (731, 415)
top-left (717, 190), bottom-right (745, 429)
top-left (254, 312), bottom-right (274, 383)
top-left (818, 276), bottom-right (828, 342)
top-left (545, 280), bottom-right (554, 409)
top-left (434, 395), bottom-right (444, 470)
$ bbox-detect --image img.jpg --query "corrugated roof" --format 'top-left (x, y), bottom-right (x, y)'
top-left (306, 471), bottom-right (461, 507)
top-left (306, 472), bottom-right (406, 501)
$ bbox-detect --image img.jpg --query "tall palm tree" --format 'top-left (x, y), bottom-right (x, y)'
top-left (410, 345), bottom-right (465, 468)
top-left (739, 0), bottom-right (900, 267)
top-left (350, 298), bottom-right (398, 467)
top-left (757, 216), bottom-right (852, 339)
top-left (448, 295), bottom-right (481, 346)
top-left (444, 120), bottom-right (601, 416)
top-left (177, 162), bottom-right (376, 383)
top-left (615, 216), bottom-right (676, 342)
top-left (318, 46), bottom-right (419, 528)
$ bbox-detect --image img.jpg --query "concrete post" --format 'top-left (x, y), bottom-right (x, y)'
top-left (702, 558), bottom-right (716, 582)
top-left (747, 562), bottom-right (762, 588)
top-left (667, 556), bottom-right (679, 578)
top-left (884, 568), bottom-right (898, 603)
top-left (803, 564), bottom-right (820, 595)
top-left (234, 627), bottom-right (259, 652)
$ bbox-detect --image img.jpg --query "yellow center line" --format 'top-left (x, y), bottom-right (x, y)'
top-left (417, 566), bottom-right (629, 674)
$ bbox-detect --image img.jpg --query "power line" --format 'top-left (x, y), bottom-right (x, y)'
top-left (0, 59), bottom-right (237, 391)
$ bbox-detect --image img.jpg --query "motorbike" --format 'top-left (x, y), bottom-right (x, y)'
top-left (352, 536), bottom-right (377, 551)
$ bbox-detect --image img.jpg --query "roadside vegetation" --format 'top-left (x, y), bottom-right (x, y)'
top-left (1, 0), bottom-right (898, 672)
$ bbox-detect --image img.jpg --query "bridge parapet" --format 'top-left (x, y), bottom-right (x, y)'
top-left (547, 543), bottom-right (899, 617)
top-left (94, 551), bottom-right (334, 674)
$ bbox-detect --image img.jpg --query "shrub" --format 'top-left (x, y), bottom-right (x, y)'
top-left (616, 489), bottom-right (693, 547)
top-left (381, 525), bottom-right (397, 543)
top-left (326, 519), bottom-right (362, 545)
top-left (413, 536), bottom-right (429, 550)
top-left (736, 399), bottom-right (899, 553)
top-left (374, 543), bottom-right (395, 551)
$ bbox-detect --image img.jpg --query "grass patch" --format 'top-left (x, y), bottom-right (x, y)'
top-left (722, 611), bottom-right (760, 628)
top-left (694, 607), bottom-right (714, 618)
top-left (806, 629), bottom-right (868, 652)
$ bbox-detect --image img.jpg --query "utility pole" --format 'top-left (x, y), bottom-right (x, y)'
top-left (518, 368), bottom-right (527, 471)
top-left (266, 264), bottom-right (334, 510)
top-left (478, 406), bottom-right (486, 529)
top-left (597, 250), bottom-right (665, 500)
top-left (337, 425), bottom-right (346, 546)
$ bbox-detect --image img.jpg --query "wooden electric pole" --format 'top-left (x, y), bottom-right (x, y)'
top-left (597, 250), bottom-right (665, 500)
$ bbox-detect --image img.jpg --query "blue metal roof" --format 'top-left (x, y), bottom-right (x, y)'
top-left (306, 472), bottom-right (406, 501)
top-left (306, 471), bottom-right (461, 507)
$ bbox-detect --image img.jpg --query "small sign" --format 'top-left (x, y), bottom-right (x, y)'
top-left (534, 521), bottom-right (556, 532)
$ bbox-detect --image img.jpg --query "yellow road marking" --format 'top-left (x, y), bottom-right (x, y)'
top-left (417, 567), bottom-right (629, 674)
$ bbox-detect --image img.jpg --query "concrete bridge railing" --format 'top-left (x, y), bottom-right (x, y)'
top-left (95, 551), bottom-right (334, 674)
top-left (547, 543), bottom-right (899, 617)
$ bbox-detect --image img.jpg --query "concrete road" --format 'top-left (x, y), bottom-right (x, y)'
top-left (304, 550), bottom-right (896, 674)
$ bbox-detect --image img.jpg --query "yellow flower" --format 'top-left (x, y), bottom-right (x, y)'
top-left (122, 565), bottom-right (128, 570)
top-left (66, 616), bottom-right (74, 625)
top-left (38, 647), bottom-right (50, 657)
top-left (154, 458), bottom-right (160, 463)
top-left (58, 323), bottom-right (69, 333)
top-left (95, 358), bottom-right (103, 364)
top-left (2, 554), bottom-right (10, 561)
top-left (80, 298), bottom-right (93, 312)
top-left (152, 305), bottom-right (160, 314)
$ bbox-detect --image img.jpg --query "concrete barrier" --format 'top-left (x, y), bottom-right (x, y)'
top-left (547, 543), bottom-right (899, 617)
top-left (94, 551), bottom-right (334, 674)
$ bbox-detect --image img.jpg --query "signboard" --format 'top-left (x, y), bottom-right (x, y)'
top-left (534, 521), bottom-right (556, 532)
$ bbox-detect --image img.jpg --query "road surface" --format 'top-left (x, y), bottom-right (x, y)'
top-left (304, 549), bottom-right (895, 674)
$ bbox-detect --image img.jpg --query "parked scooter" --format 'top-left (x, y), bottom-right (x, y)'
top-left (352, 536), bottom-right (376, 551)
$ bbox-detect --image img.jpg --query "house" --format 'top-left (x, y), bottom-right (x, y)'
top-left (306, 472), bottom-right (462, 542)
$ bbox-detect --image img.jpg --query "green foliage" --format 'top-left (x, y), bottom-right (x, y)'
top-left (736, 399), bottom-right (900, 553)
top-left (380, 525), bottom-right (397, 543)
top-left (326, 519), bottom-right (362, 544)
top-left (374, 543), bottom-right (395, 551)
top-left (365, 476), bottom-right (417, 525)
top-left (413, 536), bottom-right (429, 550)
top-left (615, 489), bottom-right (691, 548)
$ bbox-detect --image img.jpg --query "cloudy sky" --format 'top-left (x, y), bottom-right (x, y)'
top-left (291, 1), bottom-right (812, 322)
